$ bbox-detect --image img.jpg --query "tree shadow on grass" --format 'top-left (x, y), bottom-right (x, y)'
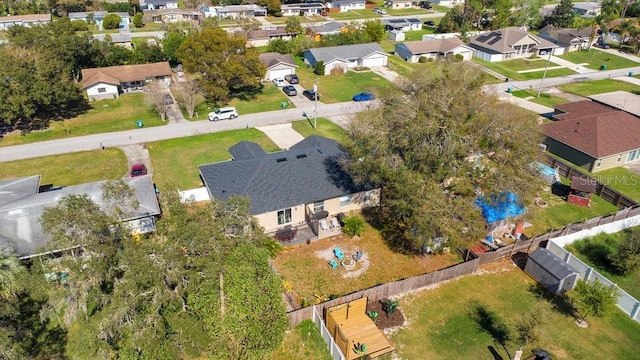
top-left (526, 283), bottom-right (576, 319)
top-left (468, 300), bottom-right (511, 359)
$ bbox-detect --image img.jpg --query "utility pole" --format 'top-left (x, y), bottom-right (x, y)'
top-left (313, 79), bottom-right (318, 129)
top-left (537, 50), bottom-right (553, 98)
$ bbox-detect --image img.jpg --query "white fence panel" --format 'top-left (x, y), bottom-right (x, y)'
top-left (566, 256), bottom-right (591, 279)
top-left (312, 306), bottom-right (345, 360)
top-left (551, 214), bottom-right (640, 247)
top-left (545, 241), bottom-right (566, 259)
top-left (616, 288), bottom-right (639, 317)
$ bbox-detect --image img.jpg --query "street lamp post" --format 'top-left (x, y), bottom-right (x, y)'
top-left (537, 50), bottom-right (553, 98)
top-left (313, 80), bottom-right (318, 129)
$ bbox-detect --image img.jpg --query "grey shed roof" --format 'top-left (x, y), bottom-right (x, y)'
top-left (199, 136), bottom-right (367, 215)
top-left (528, 247), bottom-right (578, 280)
top-left (0, 175), bottom-right (160, 256)
top-left (0, 175), bottom-right (40, 207)
top-left (305, 42), bottom-right (385, 63)
top-left (309, 21), bottom-right (346, 34)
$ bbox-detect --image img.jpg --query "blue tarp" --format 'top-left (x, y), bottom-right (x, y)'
top-left (476, 191), bottom-right (526, 224)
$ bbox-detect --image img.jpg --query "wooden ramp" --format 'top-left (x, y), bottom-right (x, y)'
top-left (325, 297), bottom-right (395, 360)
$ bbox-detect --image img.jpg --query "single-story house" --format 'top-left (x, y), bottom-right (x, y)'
top-left (430, 0), bottom-right (464, 5)
top-left (144, 8), bottom-right (203, 24)
top-left (282, 3), bottom-right (326, 16)
top-left (395, 38), bottom-right (474, 62)
top-left (0, 175), bottom-right (161, 258)
top-left (306, 21), bottom-right (346, 41)
top-left (525, 247), bottom-right (579, 295)
top-left (572, 2), bottom-right (601, 17)
top-left (469, 27), bottom-right (558, 62)
top-left (199, 136), bottom-right (380, 239)
top-left (538, 25), bottom-right (593, 54)
top-left (304, 42), bottom-right (388, 75)
top-left (244, 26), bottom-right (292, 47)
top-left (81, 62), bottom-right (172, 100)
top-left (329, 0), bottom-right (366, 12)
top-left (541, 100), bottom-right (640, 172)
top-left (68, 11), bottom-right (130, 31)
top-left (94, 33), bottom-right (133, 49)
top-left (589, 91), bottom-right (640, 118)
top-left (386, 0), bottom-right (414, 9)
top-left (0, 14), bottom-right (51, 30)
top-left (382, 18), bottom-right (423, 32)
top-left (200, 4), bottom-right (267, 19)
top-left (142, 0), bottom-right (179, 10)
top-left (259, 52), bottom-right (298, 81)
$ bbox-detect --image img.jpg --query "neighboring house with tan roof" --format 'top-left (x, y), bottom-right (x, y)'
top-left (258, 52), bottom-right (298, 81)
top-left (0, 14), bottom-right (51, 30)
top-left (395, 38), bottom-right (473, 62)
top-left (589, 91), bottom-right (640, 118)
top-left (94, 33), bottom-right (133, 49)
top-left (143, 8), bottom-right (203, 24)
top-left (538, 26), bottom-right (593, 54)
top-left (469, 27), bottom-right (558, 62)
top-left (541, 100), bottom-right (640, 172)
top-left (81, 62), bottom-right (172, 101)
top-left (243, 26), bottom-right (292, 47)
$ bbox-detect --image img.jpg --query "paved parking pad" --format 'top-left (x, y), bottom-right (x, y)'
top-left (256, 123), bottom-right (305, 150)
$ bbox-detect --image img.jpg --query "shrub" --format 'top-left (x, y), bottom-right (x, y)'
top-left (133, 13), bottom-right (144, 28)
top-left (367, 310), bottom-right (379, 322)
top-left (611, 229), bottom-right (640, 275)
top-left (342, 214), bottom-right (366, 237)
top-left (103, 14), bottom-right (122, 30)
top-left (567, 234), bottom-right (618, 271)
top-left (329, 65), bottom-right (344, 75)
top-left (454, 54), bottom-right (464, 62)
top-left (381, 299), bottom-right (399, 317)
top-left (70, 19), bottom-right (88, 31)
top-left (313, 60), bottom-right (325, 75)
top-left (418, 56), bottom-right (428, 63)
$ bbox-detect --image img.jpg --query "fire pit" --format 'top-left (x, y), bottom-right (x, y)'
top-left (341, 258), bottom-right (356, 270)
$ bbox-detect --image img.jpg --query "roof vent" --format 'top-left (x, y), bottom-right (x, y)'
top-left (276, 157), bottom-right (287, 162)
top-left (296, 154), bottom-right (307, 159)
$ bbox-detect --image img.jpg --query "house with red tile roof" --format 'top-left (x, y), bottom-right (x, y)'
top-left (81, 62), bottom-right (172, 100)
top-left (541, 100), bottom-right (640, 172)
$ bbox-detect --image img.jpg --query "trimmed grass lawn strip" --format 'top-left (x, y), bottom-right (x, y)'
top-left (271, 320), bottom-right (332, 360)
top-left (559, 79), bottom-right (640, 96)
top-left (473, 58), bottom-right (575, 81)
top-left (509, 90), bottom-right (568, 107)
top-left (291, 118), bottom-right (350, 144)
top-left (594, 167), bottom-right (640, 203)
top-left (559, 50), bottom-right (639, 70)
top-left (147, 129), bottom-right (279, 190)
top-left (0, 93), bottom-right (165, 147)
top-left (0, 149), bottom-right (127, 186)
top-left (381, 265), bottom-right (640, 360)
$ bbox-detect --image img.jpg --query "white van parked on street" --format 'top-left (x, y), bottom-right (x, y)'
top-left (208, 107), bottom-right (238, 121)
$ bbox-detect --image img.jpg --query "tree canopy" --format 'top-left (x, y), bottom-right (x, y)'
top-left (344, 63), bottom-right (542, 253)
top-left (545, 0), bottom-right (575, 28)
top-left (176, 27), bottom-right (265, 104)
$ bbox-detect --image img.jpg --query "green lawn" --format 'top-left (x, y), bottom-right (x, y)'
top-left (559, 50), bottom-right (639, 70)
top-left (559, 79), bottom-right (640, 96)
top-left (565, 231), bottom-right (640, 300)
top-left (0, 149), bottom-right (127, 186)
top-left (386, 8), bottom-right (431, 16)
top-left (131, 36), bottom-right (156, 47)
top-left (293, 57), bottom-right (393, 103)
top-left (404, 28), bottom-right (436, 41)
top-left (0, 93), bottom-right (166, 147)
top-left (291, 118), bottom-right (349, 144)
top-left (523, 177), bottom-right (618, 238)
top-left (184, 84), bottom-right (294, 121)
top-left (147, 129), bottom-right (279, 190)
top-left (329, 10), bottom-right (381, 20)
top-left (265, 16), bottom-right (286, 24)
top-left (272, 320), bottom-right (332, 360)
top-left (380, 268), bottom-right (640, 360)
top-left (510, 89), bottom-right (568, 107)
top-left (473, 57), bottom-right (576, 81)
top-left (134, 21), bottom-right (163, 31)
top-left (592, 167), bottom-right (640, 203)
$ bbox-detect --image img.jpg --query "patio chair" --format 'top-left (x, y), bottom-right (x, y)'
top-left (352, 250), bottom-right (363, 262)
top-left (331, 217), bottom-right (340, 230)
top-left (328, 259), bottom-right (338, 269)
top-left (320, 219), bottom-right (329, 231)
top-left (334, 247), bottom-right (345, 260)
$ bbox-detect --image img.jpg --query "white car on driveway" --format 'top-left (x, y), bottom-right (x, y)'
top-left (272, 78), bottom-right (285, 87)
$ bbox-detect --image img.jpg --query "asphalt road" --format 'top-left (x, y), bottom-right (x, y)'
top-left (0, 101), bottom-right (374, 163)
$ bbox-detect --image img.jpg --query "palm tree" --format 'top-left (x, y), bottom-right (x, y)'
top-left (616, 19), bottom-right (637, 46)
top-left (0, 252), bottom-right (23, 299)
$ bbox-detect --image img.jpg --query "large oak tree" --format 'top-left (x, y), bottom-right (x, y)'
top-left (176, 27), bottom-right (265, 104)
top-left (344, 63), bottom-right (543, 253)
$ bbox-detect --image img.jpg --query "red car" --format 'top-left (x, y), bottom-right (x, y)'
top-left (130, 163), bottom-right (148, 177)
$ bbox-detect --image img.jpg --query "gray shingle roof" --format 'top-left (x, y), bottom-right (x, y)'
top-left (258, 52), bottom-right (298, 69)
top-left (470, 27), bottom-right (557, 54)
top-left (0, 175), bottom-right (160, 256)
top-left (304, 42), bottom-right (385, 63)
top-left (527, 247), bottom-right (578, 280)
top-left (309, 21), bottom-right (345, 34)
top-left (199, 136), bottom-right (365, 215)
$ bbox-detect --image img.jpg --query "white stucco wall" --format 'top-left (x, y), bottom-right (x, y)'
top-left (86, 83), bottom-right (119, 100)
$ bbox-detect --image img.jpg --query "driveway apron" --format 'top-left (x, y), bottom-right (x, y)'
top-left (256, 123), bottom-right (305, 150)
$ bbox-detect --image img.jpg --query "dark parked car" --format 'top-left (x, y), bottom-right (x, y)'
top-left (130, 163), bottom-right (148, 177)
top-left (302, 89), bottom-right (320, 101)
top-left (353, 91), bottom-right (376, 101)
top-left (283, 85), bottom-right (297, 96)
top-left (423, 20), bottom-right (436, 27)
top-left (284, 74), bottom-right (299, 84)
top-left (595, 41), bottom-right (611, 49)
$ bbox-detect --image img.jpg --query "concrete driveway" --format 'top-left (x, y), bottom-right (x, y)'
top-left (256, 123), bottom-right (304, 149)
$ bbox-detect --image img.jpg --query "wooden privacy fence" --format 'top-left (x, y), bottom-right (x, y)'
top-left (542, 154), bottom-right (639, 209)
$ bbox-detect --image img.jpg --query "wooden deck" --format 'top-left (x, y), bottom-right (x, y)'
top-left (326, 297), bottom-right (395, 359)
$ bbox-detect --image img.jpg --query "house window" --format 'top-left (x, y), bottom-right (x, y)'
top-left (339, 195), bottom-right (351, 207)
top-left (313, 201), bottom-right (324, 213)
top-left (98, 87), bottom-right (107, 93)
top-left (617, 154), bottom-right (623, 163)
top-left (627, 149), bottom-right (640, 163)
top-left (277, 208), bottom-right (292, 225)
top-left (595, 159), bottom-right (602, 168)
top-left (364, 191), bottom-right (373, 202)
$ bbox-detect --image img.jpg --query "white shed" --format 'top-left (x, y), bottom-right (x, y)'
top-left (524, 247), bottom-right (579, 295)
